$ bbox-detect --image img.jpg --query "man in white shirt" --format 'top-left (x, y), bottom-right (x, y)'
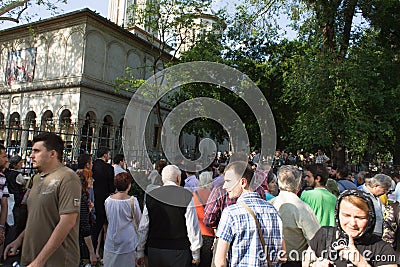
top-left (112, 154), bottom-right (127, 176)
top-left (136, 165), bottom-right (202, 267)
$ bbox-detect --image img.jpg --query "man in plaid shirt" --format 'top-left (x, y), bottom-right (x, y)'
top-left (215, 161), bottom-right (283, 267)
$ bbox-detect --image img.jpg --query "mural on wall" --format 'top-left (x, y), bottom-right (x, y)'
top-left (5, 48), bottom-right (37, 85)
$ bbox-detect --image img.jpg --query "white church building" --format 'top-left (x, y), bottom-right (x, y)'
top-left (0, 8), bottom-right (173, 166)
top-left (0, 1), bottom-right (226, 168)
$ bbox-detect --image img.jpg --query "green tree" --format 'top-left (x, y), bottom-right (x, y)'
top-left (0, 0), bottom-right (67, 23)
top-left (124, 0), bottom-right (219, 154)
top-left (281, 0), bottom-right (400, 167)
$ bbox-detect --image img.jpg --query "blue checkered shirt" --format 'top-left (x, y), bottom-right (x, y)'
top-left (216, 192), bottom-right (283, 266)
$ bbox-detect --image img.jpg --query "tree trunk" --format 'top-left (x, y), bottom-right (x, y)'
top-left (331, 144), bottom-right (345, 168)
top-left (393, 130), bottom-right (400, 167)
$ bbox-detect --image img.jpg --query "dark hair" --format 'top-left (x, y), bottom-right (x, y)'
top-left (78, 154), bottom-right (92, 169)
top-left (337, 166), bottom-right (348, 179)
top-left (185, 161), bottom-right (196, 175)
top-left (303, 164), bottom-right (329, 186)
top-left (0, 144), bottom-right (6, 153)
top-left (114, 172), bottom-right (133, 192)
top-left (9, 155), bottom-right (22, 169)
top-left (33, 133), bottom-right (64, 162)
top-left (113, 154), bottom-right (125, 165)
top-left (155, 159), bottom-right (167, 175)
top-left (218, 164), bottom-right (226, 174)
top-left (267, 171), bottom-right (276, 184)
top-left (96, 147), bottom-right (110, 158)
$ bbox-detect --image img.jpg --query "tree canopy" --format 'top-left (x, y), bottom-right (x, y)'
top-left (120, 0), bottom-right (400, 167)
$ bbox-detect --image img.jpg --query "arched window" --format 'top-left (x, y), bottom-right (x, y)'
top-left (80, 112), bottom-right (96, 154)
top-left (41, 110), bottom-right (54, 132)
top-left (8, 112), bottom-right (21, 149)
top-left (25, 111), bottom-right (37, 142)
top-left (59, 109), bottom-right (73, 157)
top-left (99, 115), bottom-right (113, 147)
top-left (114, 118), bottom-right (124, 153)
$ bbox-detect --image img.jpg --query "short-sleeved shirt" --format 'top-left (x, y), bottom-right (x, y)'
top-left (216, 192), bottom-right (283, 266)
top-left (0, 173), bottom-right (9, 198)
top-left (270, 191), bottom-right (320, 259)
top-left (301, 188), bottom-right (337, 226)
top-left (310, 227), bottom-right (397, 267)
top-left (22, 166), bottom-right (81, 267)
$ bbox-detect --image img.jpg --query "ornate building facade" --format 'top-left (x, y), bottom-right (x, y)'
top-left (0, 8), bottom-right (171, 167)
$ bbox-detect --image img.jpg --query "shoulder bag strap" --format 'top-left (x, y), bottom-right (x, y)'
top-left (195, 190), bottom-right (206, 207)
top-left (131, 197), bottom-right (138, 231)
top-left (238, 202), bottom-right (272, 267)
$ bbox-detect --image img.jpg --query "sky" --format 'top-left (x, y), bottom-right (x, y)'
top-left (0, 0), bottom-right (109, 30)
top-left (0, 0), bottom-right (226, 30)
top-left (0, 0), bottom-right (296, 38)
top-left (58, 0), bottom-right (109, 17)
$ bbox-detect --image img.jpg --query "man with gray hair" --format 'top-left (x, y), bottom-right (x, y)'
top-left (269, 165), bottom-right (320, 267)
top-left (358, 173), bottom-right (392, 236)
top-left (136, 165), bottom-right (202, 267)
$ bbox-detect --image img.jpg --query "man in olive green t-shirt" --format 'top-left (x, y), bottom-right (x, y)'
top-left (301, 164), bottom-right (337, 226)
top-left (4, 133), bottom-right (81, 267)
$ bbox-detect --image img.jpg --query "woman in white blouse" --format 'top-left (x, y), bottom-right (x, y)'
top-left (104, 172), bottom-right (142, 266)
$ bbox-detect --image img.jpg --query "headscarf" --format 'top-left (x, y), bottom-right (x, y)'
top-left (335, 189), bottom-right (376, 244)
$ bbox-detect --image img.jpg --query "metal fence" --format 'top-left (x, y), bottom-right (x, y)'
top-left (1, 120), bottom-right (163, 173)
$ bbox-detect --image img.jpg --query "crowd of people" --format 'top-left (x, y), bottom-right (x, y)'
top-left (0, 134), bottom-right (399, 267)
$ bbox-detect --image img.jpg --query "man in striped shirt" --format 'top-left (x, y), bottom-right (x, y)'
top-left (215, 161), bottom-right (284, 267)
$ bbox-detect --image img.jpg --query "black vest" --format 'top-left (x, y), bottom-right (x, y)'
top-left (146, 185), bottom-right (193, 250)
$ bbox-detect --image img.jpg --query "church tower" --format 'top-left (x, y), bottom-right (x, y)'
top-left (108, 0), bottom-right (149, 28)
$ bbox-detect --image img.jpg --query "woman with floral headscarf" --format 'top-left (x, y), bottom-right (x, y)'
top-left (303, 190), bottom-right (397, 267)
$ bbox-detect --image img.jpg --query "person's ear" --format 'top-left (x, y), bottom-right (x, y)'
top-left (50, 150), bottom-right (57, 159)
top-left (316, 175), bottom-right (322, 182)
top-left (241, 177), bottom-right (247, 188)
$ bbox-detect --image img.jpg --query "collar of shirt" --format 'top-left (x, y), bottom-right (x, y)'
top-left (163, 181), bottom-right (178, 186)
top-left (40, 165), bottom-right (64, 178)
top-left (237, 191), bottom-right (261, 202)
top-left (185, 175), bottom-right (196, 183)
top-left (359, 184), bottom-right (381, 201)
top-left (276, 190), bottom-right (299, 199)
